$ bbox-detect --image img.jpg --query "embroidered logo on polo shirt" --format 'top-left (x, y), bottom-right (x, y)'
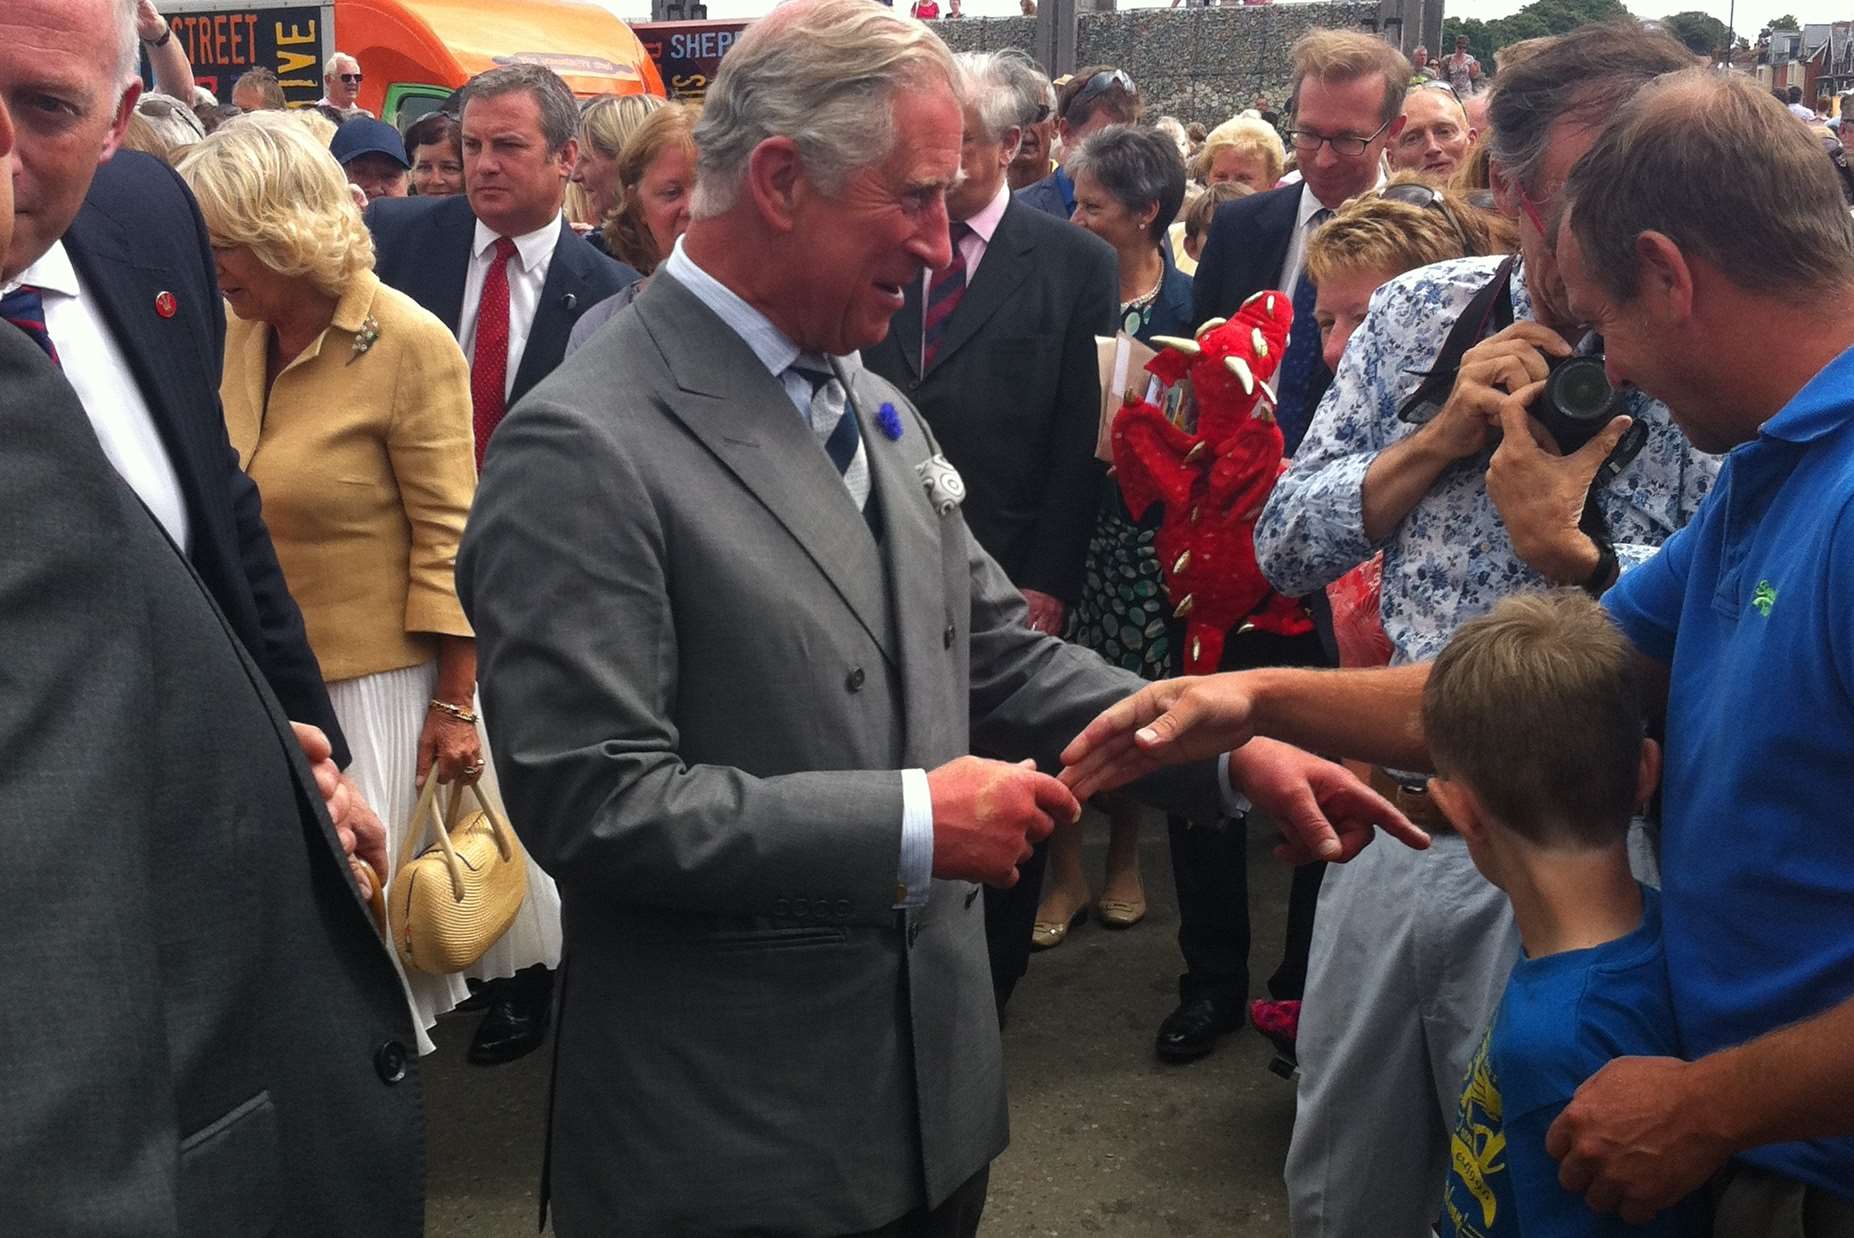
top-left (1753, 580), bottom-right (1778, 617)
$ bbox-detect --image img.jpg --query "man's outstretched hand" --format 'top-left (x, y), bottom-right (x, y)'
top-left (930, 756), bottom-right (1081, 888)
top-left (1232, 738), bottom-right (1428, 863)
top-left (1059, 675), bottom-right (1257, 801)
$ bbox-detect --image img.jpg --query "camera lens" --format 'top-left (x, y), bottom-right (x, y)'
top-left (1546, 357), bottom-right (1614, 423)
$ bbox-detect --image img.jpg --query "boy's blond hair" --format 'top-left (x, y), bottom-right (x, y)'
top-left (1423, 590), bottom-right (1645, 846)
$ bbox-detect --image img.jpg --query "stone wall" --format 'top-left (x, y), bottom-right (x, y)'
top-left (937, 3), bottom-right (1383, 127)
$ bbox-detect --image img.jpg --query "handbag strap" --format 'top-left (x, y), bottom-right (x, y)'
top-left (397, 774), bottom-right (468, 903)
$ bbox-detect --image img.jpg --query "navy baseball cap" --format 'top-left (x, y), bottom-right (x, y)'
top-left (331, 117), bottom-right (409, 169)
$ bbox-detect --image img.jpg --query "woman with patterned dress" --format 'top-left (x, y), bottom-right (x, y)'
top-left (1034, 125), bottom-right (1193, 947)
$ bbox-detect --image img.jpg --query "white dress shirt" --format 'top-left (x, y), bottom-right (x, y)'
top-left (459, 215), bottom-right (562, 399)
top-left (1276, 169), bottom-right (1388, 294)
top-left (6, 241), bottom-right (191, 550)
top-left (662, 237), bottom-right (935, 908)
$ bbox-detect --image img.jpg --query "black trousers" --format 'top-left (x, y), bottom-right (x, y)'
top-left (1167, 625), bottom-right (1329, 1013)
top-left (983, 840), bottom-right (1047, 1017)
top-left (848, 1167), bottom-right (990, 1238)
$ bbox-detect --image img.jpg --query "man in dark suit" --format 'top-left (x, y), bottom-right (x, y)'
top-left (1, 0), bottom-right (347, 766)
top-left (366, 62), bottom-right (633, 1063)
top-left (1014, 64), bottom-right (1139, 221)
top-left (0, 85), bottom-right (423, 1228)
top-left (865, 49), bottom-right (1118, 1016)
top-left (1157, 29), bottom-right (1411, 1065)
top-left (367, 64), bottom-right (636, 467)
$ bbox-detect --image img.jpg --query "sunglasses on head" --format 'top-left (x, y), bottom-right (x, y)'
top-left (1379, 181), bottom-right (1473, 254)
top-left (1067, 68), bottom-right (1135, 118)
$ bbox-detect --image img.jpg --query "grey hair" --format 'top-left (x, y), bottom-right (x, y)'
top-left (460, 64), bottom-right (581, 152)
top-left (116, 0), bottom-right (138, 85)
top-left (323, 52), bottom-right (360, 78)
top-left (954, 50), bottom-right (1042, 158)
top-left (1067, 124), bottom-right (1187, 243)
top-left (1486, 21), bottom-right (1692, 197)
top-left (691, 0), bottom-right (957, 218)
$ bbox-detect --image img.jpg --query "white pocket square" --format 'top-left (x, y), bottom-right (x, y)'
top-left (917, 453), bottom-right (966, 516)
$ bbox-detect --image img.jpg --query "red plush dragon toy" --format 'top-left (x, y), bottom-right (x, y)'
top-left (1109, 289), bottom-right (1312, 675)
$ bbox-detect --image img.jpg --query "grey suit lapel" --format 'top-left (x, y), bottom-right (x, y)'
top-left (848, 367), bottom-right (946, 752)
top-left (637, 274), bottom-right (897, 669)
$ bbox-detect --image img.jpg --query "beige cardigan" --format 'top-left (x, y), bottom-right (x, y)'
top-left (222, 269), bottom-right (476, 683)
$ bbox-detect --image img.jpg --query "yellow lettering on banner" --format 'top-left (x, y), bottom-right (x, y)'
top-left (277, 49), bottom-right (318, 75)
top-left (279, 78), bottom-right (317, 90)
top-left (277, 21), bottom-right (317, 46)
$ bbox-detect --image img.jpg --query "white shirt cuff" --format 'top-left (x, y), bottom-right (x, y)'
top-left (1217, 752), bottom-right (1254, 819)
top-left (896, 767), bottom-right (935, 908)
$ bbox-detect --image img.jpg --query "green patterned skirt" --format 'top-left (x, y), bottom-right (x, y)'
top-left (1065, 482), bottom-right (1176, 681)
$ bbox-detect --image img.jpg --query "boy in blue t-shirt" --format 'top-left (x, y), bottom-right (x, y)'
top-left (1421, 591), bottom-right (1706, 1238)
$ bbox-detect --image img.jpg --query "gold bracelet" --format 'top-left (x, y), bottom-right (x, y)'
top-left (428, 698), bottom-right (480, 726)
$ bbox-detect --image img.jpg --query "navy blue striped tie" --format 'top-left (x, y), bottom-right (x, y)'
top-left (1, 285), bottom-right (58, 366)
top-left (1274, 208), bottom-right (1332, 456)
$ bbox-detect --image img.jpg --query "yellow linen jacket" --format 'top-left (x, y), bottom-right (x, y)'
top-left (221, 269), bottom-right (476, 683)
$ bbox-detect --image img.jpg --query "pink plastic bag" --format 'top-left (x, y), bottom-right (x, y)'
top-left (1327, 553), bottom-right (1393, 668)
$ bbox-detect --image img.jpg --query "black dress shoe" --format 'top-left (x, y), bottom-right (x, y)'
top-left (467, 993), bottom-right (552, 1066)
top-left (1155, 996), bottom-right (1242, 1063)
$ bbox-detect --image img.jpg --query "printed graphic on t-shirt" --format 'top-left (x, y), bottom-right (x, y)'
top-left (1446, 1025), bottom-right (1506, 1238)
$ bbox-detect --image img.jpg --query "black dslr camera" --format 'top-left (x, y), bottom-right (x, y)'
top-left (1530, 354), bottom-right (1625, 454)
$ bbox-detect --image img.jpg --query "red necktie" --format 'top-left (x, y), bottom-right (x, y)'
top-left (470, 236), bottom-right (519, 469)
top-left (923, 221), bottom-right (971, 371)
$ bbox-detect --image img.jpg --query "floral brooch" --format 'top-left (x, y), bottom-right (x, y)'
top-left (349, 315), bottom-right (380, 362)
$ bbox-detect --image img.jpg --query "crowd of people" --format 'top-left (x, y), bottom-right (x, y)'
top-left (1, 0), bottom-right (1851, 1234)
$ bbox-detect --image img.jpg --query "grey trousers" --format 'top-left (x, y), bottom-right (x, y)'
top-left (1715, 1165), bottom-right (1854, 1238)
top-left (1285, 833), bottom-right (1521, 1238)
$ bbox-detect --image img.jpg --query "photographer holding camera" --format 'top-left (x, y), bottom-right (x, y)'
top-left (1241, 25), bottom-right (1722, 1237)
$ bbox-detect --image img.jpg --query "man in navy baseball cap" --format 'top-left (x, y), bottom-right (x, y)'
top-left (331, 116), bottom-right (409, 201)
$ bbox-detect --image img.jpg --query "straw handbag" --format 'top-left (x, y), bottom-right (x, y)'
top-left (388, 775), bottom-right (527, 975)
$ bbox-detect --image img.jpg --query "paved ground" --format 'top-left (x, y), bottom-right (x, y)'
top-left (425, 811), bottom-right (1298, 1236)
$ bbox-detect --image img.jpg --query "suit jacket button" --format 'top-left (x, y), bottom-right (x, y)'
top-left (943, 624), bottom-right (955, 648)
top-left (836, 899), bottom-right (851, 919)
top-left (846, 667), bottom-right (865, 692)
top-left (374, 1040), bottom-right (409, 1085)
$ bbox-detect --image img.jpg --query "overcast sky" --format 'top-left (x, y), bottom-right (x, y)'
top-left (589, 0), bottom-right (1833, 48)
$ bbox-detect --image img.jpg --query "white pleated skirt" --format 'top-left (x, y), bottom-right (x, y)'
top-left (327, 660), bottom-right (563, 1054)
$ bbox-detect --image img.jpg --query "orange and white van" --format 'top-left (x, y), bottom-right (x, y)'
top-left (155, 0), bottom-right (664, 126)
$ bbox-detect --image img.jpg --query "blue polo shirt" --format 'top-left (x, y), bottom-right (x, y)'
top-left (1604, 346), bottom-right (1854, 1198)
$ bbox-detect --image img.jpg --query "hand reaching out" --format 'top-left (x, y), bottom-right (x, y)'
top-left (1058, 674), bottom-right (1258, 802)
top-left (1230, 738), bottom-right (1428, 863)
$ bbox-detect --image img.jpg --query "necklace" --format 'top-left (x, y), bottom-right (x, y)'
top-left (1121, 261), bottom-right (1164, 336)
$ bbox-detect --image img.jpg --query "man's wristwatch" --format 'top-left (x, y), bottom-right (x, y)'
top-left (1581, 540), bottom-right (1619, 598)
top-left (144, 23), bottom-right (173, 46)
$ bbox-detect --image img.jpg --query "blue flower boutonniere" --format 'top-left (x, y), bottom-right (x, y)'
top-left (877, 401), bottom-right (904, 442)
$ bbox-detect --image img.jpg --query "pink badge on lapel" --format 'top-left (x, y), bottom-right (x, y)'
top-left (154, 291), bottom-right (178, 319)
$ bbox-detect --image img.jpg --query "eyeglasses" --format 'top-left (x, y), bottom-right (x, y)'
top-left (1416, 79), bottom-right (1461, 102)
top-left (1379, 181), bottom-right (1473, 254)
top-left (1514, 181), bottom-right (1551, 239)
top-left (1067, 68), bottom-right (1136, 118)
top-left (338, 73), bottom-right (363, 84)
top-left (1287, 115), bottom-right (1393, 156)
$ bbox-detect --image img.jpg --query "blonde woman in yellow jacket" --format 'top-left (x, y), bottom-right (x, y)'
top-left (179, 114), bottom-right (561, 1054)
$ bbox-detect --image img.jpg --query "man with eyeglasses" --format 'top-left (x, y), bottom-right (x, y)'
top-left (1389, 81), bottom-right (1477, 181)
top-left (1014, 65), bottom-right (1136, 221)
top-left (318, 52), bottom-right (373, 121)
top-left (1245, 25), bottom-right (1717, 1235)
top-left (1148, 29), bottom-right (1407, 1073)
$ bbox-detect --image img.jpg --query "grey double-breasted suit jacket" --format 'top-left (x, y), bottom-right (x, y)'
top-left (456, 271), bottom-right (1222, 1235)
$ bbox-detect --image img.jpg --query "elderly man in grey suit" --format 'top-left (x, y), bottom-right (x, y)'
top-left (457, 3), bottom-right (1421, 1235)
